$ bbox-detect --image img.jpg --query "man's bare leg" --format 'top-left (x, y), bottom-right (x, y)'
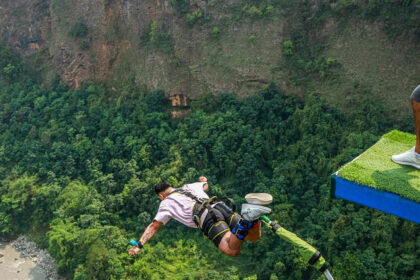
top-left (218, 232), bottom-right (244, 257)
top-left (411, 99), bottom-right (420, 153)
top-left (391, 87), bottom-right (420, 169)
top-left (217, 222), bottom-right (261, 257)
top-left (216, 194), bottom-right (270, 257)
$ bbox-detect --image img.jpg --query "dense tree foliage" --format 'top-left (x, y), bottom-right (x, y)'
top-left (0, 40), bottom-right (419, 280)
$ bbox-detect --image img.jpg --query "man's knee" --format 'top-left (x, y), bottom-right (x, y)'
top-left (218, 232), bottom-right (242, 257)
top-left (219, 243), bottom-right (241, 257)
top-left (226, 250), bottom-right (240, 257)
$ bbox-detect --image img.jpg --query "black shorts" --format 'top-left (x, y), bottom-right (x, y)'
top-left (410, 84), bottom-right (420, 102)
top-left (199, 202), bottom-right (240, 247)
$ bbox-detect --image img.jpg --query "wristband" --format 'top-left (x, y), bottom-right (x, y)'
top-left (129, 239), bottom-right (143, 248)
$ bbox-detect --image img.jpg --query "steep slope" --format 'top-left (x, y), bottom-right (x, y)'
top-left (0, 0), bottom-right (418, 116)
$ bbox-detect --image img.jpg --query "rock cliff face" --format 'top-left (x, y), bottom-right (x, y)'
top-left (0, 0), bottom-right (288, 98)
top-left (0, 0), bottom-right (49, 56)
top-left (0, 0), bottom-right (419, 115)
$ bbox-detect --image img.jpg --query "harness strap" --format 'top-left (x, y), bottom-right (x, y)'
top-left (170, 188), bottom-right (218, 226)
top-left (219, 196), bottom-right (236, 213)
top-left (170, 187), bottom-right (235, 229)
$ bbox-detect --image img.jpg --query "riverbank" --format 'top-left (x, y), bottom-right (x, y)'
top-left (0, 236), bottom-right (63, 280)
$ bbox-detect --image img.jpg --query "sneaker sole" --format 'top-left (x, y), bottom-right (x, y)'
top-left (241, 203), bottom-right (272, 212)
top-left (245, 193), bottom-right (273, 205)
top-left (241, 203), bottom-right (272, 220)
top-left (391, 158), bottom-right (420, 169)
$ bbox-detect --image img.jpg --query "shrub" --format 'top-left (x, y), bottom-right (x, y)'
top-left (170, 0), bottom-right (190, 14)
top-left (211, 26), bottom-right (220, 37)
top-left (149, 21), bottom-right (158, 43)
top-left (141, 21), bottom-right (174, 53)
top-left (70, 22), bottom-right (88, 38)
top-left (265, 5), bottom-right (274, 15)
top-left (79, 40), bottom-right (89, 50)
top-left (145, 89), bottom-right (167, 112)
top-left (282, 40), bottom-right (293, 56)
top-left (186, 10), bottom-right (203, 26)
top-left (248, 6), bottom-right (263, 17)
top-left (326, 57), bottom-right (338, 66)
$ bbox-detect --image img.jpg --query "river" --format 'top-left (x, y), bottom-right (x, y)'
top-left (0, 240), bottom-right (47, 280)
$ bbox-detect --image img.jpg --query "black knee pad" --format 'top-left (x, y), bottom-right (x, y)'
top-left (410, 84), bottom-right (420, 102)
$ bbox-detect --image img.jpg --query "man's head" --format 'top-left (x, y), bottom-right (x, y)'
top-left (155, 180), bottom-right (171, 200)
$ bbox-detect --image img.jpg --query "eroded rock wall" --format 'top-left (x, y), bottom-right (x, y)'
top-left (0, 0), bottom-right (287, 98)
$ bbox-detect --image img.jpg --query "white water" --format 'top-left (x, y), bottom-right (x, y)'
top-left (0, 240), bottom-right (47, 280)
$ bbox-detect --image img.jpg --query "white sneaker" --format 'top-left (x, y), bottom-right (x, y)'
top-left (391, 147), bottom-right (420, 169)
top-left (241, 203), bottom-right (271, 221)
top-left (245, 193), bottom-right (273, 205)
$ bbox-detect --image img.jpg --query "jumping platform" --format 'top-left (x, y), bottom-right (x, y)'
top-left (332, 130), bottom-right (420, 223)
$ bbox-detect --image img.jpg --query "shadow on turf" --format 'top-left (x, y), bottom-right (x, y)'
top-left (372, 167), bottom-right (418, 195)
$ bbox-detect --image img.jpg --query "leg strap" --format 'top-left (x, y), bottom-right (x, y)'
top-left (231, 219), bottom-right (253, 240)
top-left (228, 213), bottom-right (241, 230)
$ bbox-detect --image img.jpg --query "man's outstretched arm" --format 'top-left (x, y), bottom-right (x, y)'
top-left (129, 220), bottom-right (163, 256)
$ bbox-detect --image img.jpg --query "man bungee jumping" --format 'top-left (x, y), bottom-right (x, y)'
top-left (128, 176), bottom-right (272, 257)
top-left (392, 84), bottom-right (420, 168)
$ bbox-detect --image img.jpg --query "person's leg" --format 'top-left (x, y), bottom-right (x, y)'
top-left (217, 221), bottom-right (262, 256)
top-left (202, 219), bottom-right (245, 257)
top-left (200, 206), bottom-right (244, 257)
top-left (217, 231), bottom-right (243, 257)
top-left (411, 98), bottom-right (420, 153)
top-left (217, 220), bottom-right (261, 255)
top-left (201, 205), bottom-right (251, 257)
top-left (205, 197), bottom-right (271, 257)
top-left (392, 85), bottom-right (420, 169)
top-left (213, 202), bottom-right (261, 242)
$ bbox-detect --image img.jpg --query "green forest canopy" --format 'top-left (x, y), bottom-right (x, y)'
top-left (1, 2), bottom-right (420, 274)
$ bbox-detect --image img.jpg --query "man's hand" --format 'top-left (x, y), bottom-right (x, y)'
top-left (200, 176), bottom-right (209, 191)
top-left (199, 176), bottom-right (207, 182)
top-left (131, 220), bottom-right (162, 256)
top-left (129, 246), bottom-right (141, 256)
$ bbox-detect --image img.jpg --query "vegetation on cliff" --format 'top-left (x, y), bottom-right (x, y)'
top-left (2, 0), bottom-right (418, 116)
top-left (0, 42), bottom-right (419, 279)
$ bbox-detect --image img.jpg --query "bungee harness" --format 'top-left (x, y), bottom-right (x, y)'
top-left (170, 188), bottom-right (236, 225)
top-left (169, 188), bottom-right (240, 239)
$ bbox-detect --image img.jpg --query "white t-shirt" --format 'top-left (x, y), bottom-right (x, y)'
top-left (154, 182), bottom-right (209, 228)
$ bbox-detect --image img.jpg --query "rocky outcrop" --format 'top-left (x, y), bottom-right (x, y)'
top-left (0, 0), bottom-right (50, 56)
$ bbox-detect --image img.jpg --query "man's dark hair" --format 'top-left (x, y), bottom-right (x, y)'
top-left (155, 180), bottom-right (171, 194)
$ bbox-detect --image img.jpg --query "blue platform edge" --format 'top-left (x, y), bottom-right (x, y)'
top-left (331, 174), bottom-right (420, 224)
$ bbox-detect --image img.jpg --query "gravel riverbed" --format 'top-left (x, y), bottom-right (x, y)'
top-left (0, 236), bottom-right (63, 280)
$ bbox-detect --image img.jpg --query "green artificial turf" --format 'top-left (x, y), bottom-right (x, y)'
top-left (337, 130), bottom-right (420, 203)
